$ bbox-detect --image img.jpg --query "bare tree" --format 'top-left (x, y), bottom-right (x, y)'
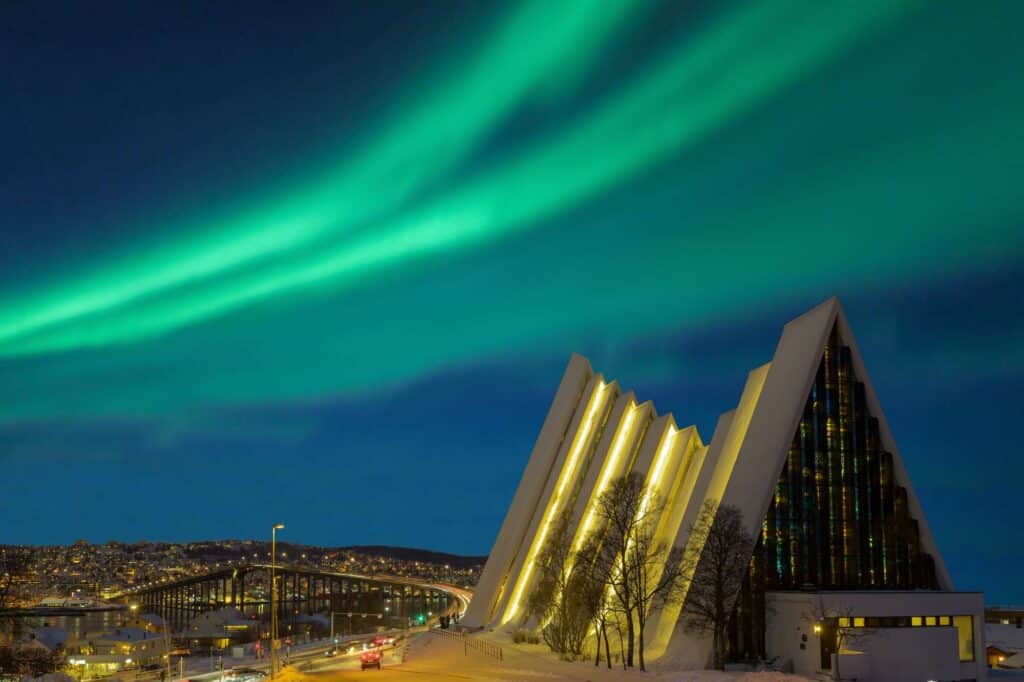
top-left (627, 523), bottom-right (687, 671)
top-left (588, 472), bottom-right (688, 670)
top-left (526, 510), bottom-right (590, 659)
top-left (573, 537), bottom-right (613, 669)
top-left (680, 500), bottom-right (754, 670)
top-left (590, 473), bottom-right (648, 668)
top-left (804, 598), bottom-right (875, 681)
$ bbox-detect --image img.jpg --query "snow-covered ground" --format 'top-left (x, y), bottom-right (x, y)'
top-left (270, 630), bottom-right (815, 681)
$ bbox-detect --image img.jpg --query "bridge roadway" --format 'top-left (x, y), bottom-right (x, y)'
top-left (115, 564), bottom-right (466, 631)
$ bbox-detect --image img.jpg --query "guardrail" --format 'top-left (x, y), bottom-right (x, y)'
top-left (430, 628), bottom-right (502, 661)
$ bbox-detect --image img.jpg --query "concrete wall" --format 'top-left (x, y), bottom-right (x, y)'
top-left (838, 627), bottom-right (959, 682)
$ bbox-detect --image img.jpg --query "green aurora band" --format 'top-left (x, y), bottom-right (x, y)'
top-left (1, 0), bottom-right (1022, 420)
top-left (0, 0), bottom-right (644, 352)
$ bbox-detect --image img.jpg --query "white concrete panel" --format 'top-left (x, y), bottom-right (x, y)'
top-left (564, 392), bottom-right (642, 558)
top-left (492, 374), bottom-right (617, 627)
top-left (643, 435), bottom-right (706, 662)
top-left (718, 298), bottom-right (837, 541)
top-left (464, 353), bottom-right (592, 627)
top-left (651, 410), bottom-right (738, 667)
top-left (629, 408), bottom-right (667, 482)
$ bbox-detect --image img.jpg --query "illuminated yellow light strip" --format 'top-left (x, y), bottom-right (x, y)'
top-left (639, 423), bottom-right (677, 518)
top-left (705, 364), bottom-right (770, 505)
top-left (610, 425), bottom-right (676, 581)
top-left (575, 402), bottom-right (638, 546)
top-left (501, 381), bottom-right (608, 625)
top-left (578, 419), bottom-right (675, 637)
top-left (540, 402), bottom-right (639, 627)
top-left (649, 367), bottom-right (771, 658)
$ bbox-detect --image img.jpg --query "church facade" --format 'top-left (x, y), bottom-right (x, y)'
top-left (465, 298), bottom-right (985, 681)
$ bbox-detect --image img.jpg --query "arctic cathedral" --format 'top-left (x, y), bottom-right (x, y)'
top-left (465, 298), bottom-right (985, 682)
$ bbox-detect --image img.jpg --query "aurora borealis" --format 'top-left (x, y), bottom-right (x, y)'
top-left (2, 1), bottom-right (1022, 601)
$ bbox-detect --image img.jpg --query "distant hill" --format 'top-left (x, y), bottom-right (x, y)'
top-left (336, 546), bottom-right (486, 570)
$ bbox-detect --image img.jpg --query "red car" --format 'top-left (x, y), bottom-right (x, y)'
top-left (360, 650), bottom-right (382, 670)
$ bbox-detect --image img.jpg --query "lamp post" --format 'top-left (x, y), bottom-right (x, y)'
top-left (270, 523), bottom-right (284, 678)
top-left (330, 611), bottom-right (353, 644)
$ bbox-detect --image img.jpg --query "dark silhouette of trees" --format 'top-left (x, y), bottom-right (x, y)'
top-left (0, 548), bottom-right (34, 610)
top-left (0, 646), bottom-right (64, 678)
top-left (589, 473), bottom-right (646, 668)
top-left (804, 597), bottom-right (876, 680)
top-left (588, 472), bottom-right (688, 671)
top-left (574, 537), bottom-right (614, 668)
top-left (680, 500), bottom-right (754, 669)
top-left (526, 510), bottom-right (590, 659)
top-left (523, 474), bottom-right (691, 671)
top-left (628, 521), bottom-right (687, 672)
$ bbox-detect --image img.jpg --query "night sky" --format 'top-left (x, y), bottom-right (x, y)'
top-left (1, 2), bottom-right (1022, 603)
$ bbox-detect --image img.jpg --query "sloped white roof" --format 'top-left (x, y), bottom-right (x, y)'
top-left (987, 623), bottom-right (1024, 652)
top-left (999, 651), bottom-right (1024, 669)
top-left (91, 627), bottom-right (161, 643)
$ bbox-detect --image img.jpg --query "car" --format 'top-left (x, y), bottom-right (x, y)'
top-left (141, 663), bottom-right (163, 671)
top-left (360, 650), bottom-right (382, 670)
top-left (169, 647), bottom-right (191, 656)
top-left (323, 648), bottom-right (337, 658)
top-left (227, 667), bottom-right (267, 682)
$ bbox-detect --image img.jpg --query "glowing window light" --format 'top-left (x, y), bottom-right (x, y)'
top-left (501, 381), bottom-right (608, 624)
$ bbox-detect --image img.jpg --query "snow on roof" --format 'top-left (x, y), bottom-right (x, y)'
top-left (23, 626), bottom-right (69, 650)
top-left (92, 627), bottom-right (161, 643)
top-left (189, 607), bottom-right (252, 627)
top-left (999, 651), bottom-right (1024, 669)
top-left (987, 624), bottom-right (1024, 653)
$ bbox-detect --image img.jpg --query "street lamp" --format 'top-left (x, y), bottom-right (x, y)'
top-left (270, 523), bottom-right (284, 678)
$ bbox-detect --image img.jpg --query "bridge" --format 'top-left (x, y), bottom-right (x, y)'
top-left (115, 564), bottom-right (461, 633)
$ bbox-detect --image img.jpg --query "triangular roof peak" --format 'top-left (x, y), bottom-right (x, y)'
top-left (719, 295), bottom-right (953, 590)
top-left (781, 295), bottom-right (841, 329)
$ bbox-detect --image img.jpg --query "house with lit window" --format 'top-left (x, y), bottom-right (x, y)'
top-left (465, 298), bottom-right (986, 682)
top-left (65, 627), bottom-right (168, 678)
top-left (181, 607), bottom-right (257, 650)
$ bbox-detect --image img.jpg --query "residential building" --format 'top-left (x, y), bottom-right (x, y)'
top-left (65, 627), bottom-right (168, 678)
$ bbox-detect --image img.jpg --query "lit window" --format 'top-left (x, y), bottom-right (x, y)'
top-left (839, 617), bottom-right (851, 627)
top-left (953, 616), bottom-right (974, 662)
top-left (925, 616), bottom-right (936, 626)
top-left (911, 617), bottom-right (922, 626)
top-left (853, 617), bottom-right (865, 627)
top-left (939, 616), bottom-right (950, 626)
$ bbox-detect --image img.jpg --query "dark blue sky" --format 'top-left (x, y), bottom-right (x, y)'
top-left (1, 1), bottom-right (1022, 604)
